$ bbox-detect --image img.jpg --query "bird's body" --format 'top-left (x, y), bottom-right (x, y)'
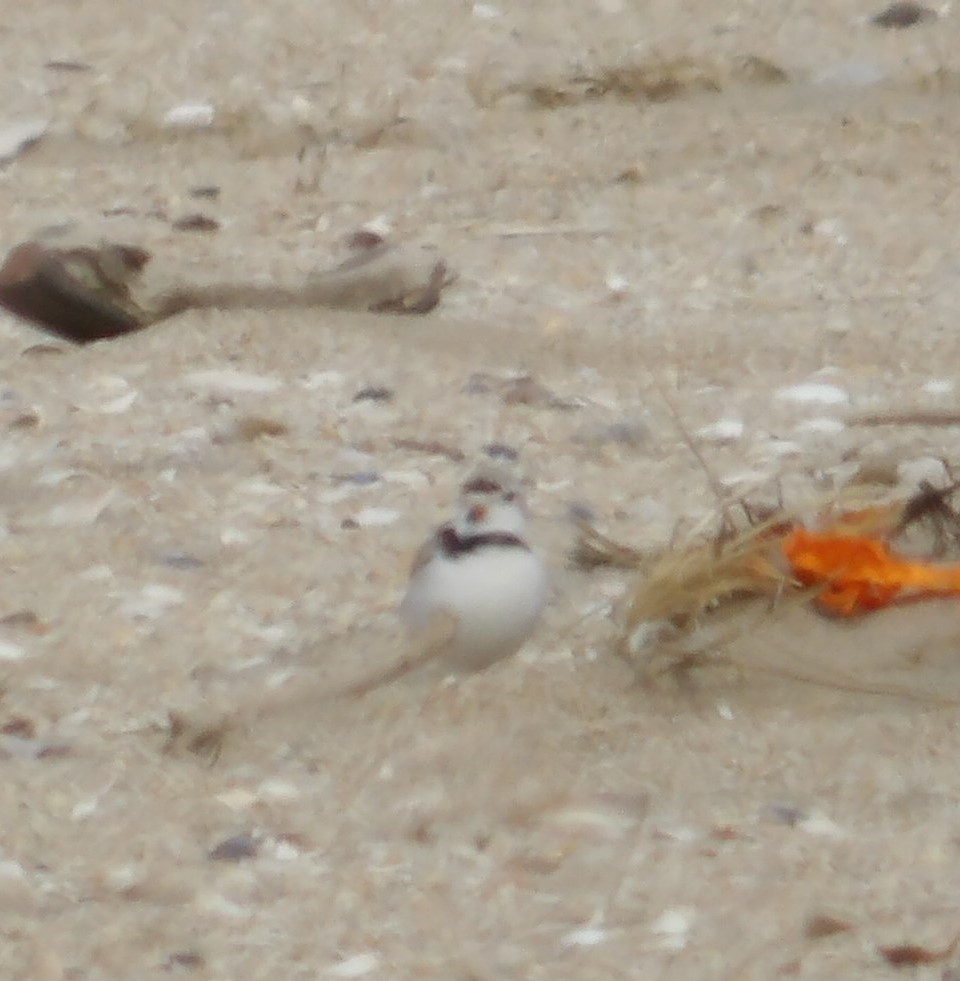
top-left (401, 518), bottom-right (549, 673)
top-left (344, 463), bottom-right (548, 696)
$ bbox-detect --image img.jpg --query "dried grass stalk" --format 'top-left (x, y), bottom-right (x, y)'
top-left (503, 54), bottom-right (788, 110)
top-left (615, 512), bottom-right (797, 682)
top-left (570, 518), bottom-right (650, 571)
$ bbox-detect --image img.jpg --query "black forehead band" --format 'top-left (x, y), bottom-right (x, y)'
top-left (461, 476), bottom-right (504, 495)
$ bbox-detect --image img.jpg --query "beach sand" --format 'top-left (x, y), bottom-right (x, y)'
top-left (2, 2), bottom-right (960, 977)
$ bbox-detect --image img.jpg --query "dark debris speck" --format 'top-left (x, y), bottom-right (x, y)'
top-left (392, 437), bottom-right (464, 462)
top-left (158, 551), bottom-right (205, 570)
top-left (164, 949), bottom-right (206, 972)
top-left (567, 502), bottom-right (596, 524)
top-left (462, 373), bottom-right (494, 395)
top-left (208, 833), bottom-right (260, 862)
top-left (353, 386), bottom-right (394, 404)
top-left (872, 1), bottom-right (936, 27)
top-left (0, 609), bottom-right (44, 630)
top-left (44, 60), bottom-right (93, 73)
top-left (346, 229), bottom-right (386, 250)
top-left (766, 803), bottom-right (806, 827)
top-left (331, 471), bottom-right (381, 486)
top-left (1, 716), bottom-right (36, 738)
top-left (483, 442), bottom-right (519, 461)
top-left (172, 213), bottom-right (220, 233)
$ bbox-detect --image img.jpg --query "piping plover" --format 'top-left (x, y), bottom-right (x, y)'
top-left (346, 463), bottom-right (549, 695)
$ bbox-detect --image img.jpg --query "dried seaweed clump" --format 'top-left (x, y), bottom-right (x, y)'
top-left (615, 512), bottom-right (796, 684)
top-left (509, 54), bottom-right (788, 110)
top-left (581, 479), bottom-right (960, 694)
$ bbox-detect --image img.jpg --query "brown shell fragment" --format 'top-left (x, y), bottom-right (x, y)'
top-left (804, 914), bottom-right (855, 940)
top-left (171, 213), bottom-right (220, 233)
top-left (878, 942), bottom-right (950, 966)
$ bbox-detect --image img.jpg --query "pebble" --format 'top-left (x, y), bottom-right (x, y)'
top-left (696, 418), bottom-right (744, 444)
top-left (257, 779), bottom-right (300, 803)
top-left (352, 507), bottom-right (400, 528)
top-left (185, 369), bottom-right (282, 396)
top-left (897, 456), bottom-right (949, 486)
top-left (162, 102), bottom-right (216, 129)
top-left (562, 926), bottom-right (607, 947)
top-left (650, 907), bottom-right (694, 950)
top-left (0, 639), bottom-right (26, 661)
top-left (774, 382), bottom-right (849, 406)
top-left (326, 953), bottom-right (381, 977)
top-left (472, 3), bottom-right (502, 19)
top-left (794, 417), bottom-right (846, 436)
top-left (0, 118), bottom-right (47, 164)
top-left (119, 584), bottom-right (185, 621)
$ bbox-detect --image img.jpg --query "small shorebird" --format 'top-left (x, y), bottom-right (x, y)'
top-left (347, 463), bottom-right (549, 695)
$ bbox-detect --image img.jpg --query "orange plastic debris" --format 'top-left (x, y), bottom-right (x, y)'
top-left (782, 526), bottom-right (960, 616)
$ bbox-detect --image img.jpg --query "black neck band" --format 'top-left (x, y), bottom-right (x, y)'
top-left (439, 525), bottom-right (526, 557)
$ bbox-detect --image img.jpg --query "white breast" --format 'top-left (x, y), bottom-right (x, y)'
top-left (401, 543), bottom-right (548, 672)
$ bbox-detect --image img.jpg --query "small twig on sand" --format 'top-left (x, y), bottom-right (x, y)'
top-left (450, 221), bottom-right (612, 239)
top-left (849, 409), bottom-right (960, 427)
top-left (651, 375), bottom-right (736, 534)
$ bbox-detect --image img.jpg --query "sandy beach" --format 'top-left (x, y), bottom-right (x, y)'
top-left (3, 1), bottom-right (960, 978)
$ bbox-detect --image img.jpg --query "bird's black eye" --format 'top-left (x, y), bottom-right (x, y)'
top-left (503, 491), bottom-right (517, 503)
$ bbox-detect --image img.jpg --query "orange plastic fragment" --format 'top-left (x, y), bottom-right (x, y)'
top-left (782, 526), bottom-right (960, 616)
